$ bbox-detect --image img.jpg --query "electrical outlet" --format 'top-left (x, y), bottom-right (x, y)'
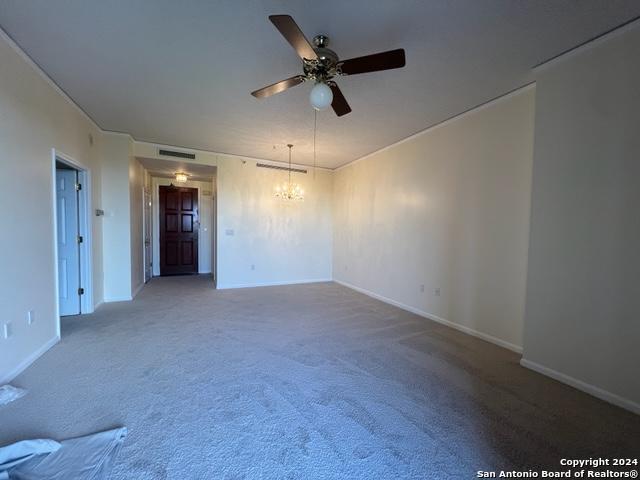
top-left (27, 310), bottom-right (35, 325)
top-left (434, 288), bottom-right (441, 297)
top-left (251, 264), bottom-right (255, 271)
top-left (420, 284), bottom-right (425, 293)
top-left (3, 322), bottom-right (12, 339)
top-left (225, 229), bottom-right (234, 236)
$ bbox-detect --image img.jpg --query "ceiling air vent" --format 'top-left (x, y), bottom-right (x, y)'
top-left (257, 163), bottom-right (307, 174)
top-left (158, 149), bottom-right (196, 160)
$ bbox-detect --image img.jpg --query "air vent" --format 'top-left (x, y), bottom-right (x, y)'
top-left (158, 149), bottom-right (196, 160)
top-left (256, 163), bottom-right (307, 174)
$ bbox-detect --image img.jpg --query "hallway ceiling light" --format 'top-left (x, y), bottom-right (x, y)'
top-left (275, 144), bottom-right (304, 201)
top-left (175, 172), bottom-right (188, 183)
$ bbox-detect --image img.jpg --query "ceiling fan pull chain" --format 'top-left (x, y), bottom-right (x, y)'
top-left (313, 108), bottom-right (317, 180)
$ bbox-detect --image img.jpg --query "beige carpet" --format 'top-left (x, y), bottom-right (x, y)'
top-left (1, 276), bottom-right (638, 479)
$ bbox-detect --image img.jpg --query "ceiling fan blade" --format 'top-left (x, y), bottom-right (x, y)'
top-left (269, 15), bottom-right (318, 61)
top-left (251, 75), bottom-right (306, 99)
top-left (329, 83), bottom-right (352, 117)
top-left (338, 48), bottom-right (406, 75)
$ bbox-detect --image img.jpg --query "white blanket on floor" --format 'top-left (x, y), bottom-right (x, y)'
top-left (0, 427), bottom-right (127, 480)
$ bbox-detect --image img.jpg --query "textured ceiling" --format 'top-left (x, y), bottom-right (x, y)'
top-left (1, 1), bottom-right (639, 168)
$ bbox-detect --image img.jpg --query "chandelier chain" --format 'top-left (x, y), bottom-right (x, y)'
top-left (288, 144), bottom-right (292, 184)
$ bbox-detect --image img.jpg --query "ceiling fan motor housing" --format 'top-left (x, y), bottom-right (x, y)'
top-left (303, 35), bottom-right (339, 81)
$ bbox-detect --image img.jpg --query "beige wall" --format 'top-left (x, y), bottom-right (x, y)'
top-left (216, 157), bottom-right (333, 288)
top-left (522, 24), bottom-right (640, 412)
top-left (333, 87), bottom-right (535, 351)
top-left (0, 32), bottom-right (103, 382)
top-left (100, 133), bottom-right (133, 301)
top-left (129, 157), bottom-right (144, 294)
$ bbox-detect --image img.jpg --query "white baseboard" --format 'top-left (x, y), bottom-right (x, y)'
top-left (217, 278), bottom-right (332, 290)
top-left (520, 358), bottom-right (640, 415)
top-left (131, 282), bottom-right (145, 299)
top-left (334, 279), bottom-right (523, 354)
top-left (0, 335), bottom-right (60, 385)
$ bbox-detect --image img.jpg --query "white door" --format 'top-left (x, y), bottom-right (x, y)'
top-left (56, 169), bottom-right (81, 316)
top-left (144, 188), bottom-right (152, 282)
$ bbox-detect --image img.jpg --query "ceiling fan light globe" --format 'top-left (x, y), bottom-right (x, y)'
top-left (310, 82), bottom-right (333, 110)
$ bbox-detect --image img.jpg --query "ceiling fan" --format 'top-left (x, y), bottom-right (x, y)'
top-left (251, 15), bottom-right (406, 117)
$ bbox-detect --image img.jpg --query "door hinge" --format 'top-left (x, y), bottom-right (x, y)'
top-left (75, 183), bottom-right (82, 191)
top-left (78, 287), bottom-right (85, 296)
top-left (77, 235), bottom-right (84, 244)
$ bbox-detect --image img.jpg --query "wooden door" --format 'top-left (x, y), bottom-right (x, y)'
top-left (159, 185), bottom-right (199, 275)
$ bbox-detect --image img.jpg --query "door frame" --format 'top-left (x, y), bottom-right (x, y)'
top-left (51, 149), bottom-right (94, 334)
top-left (152, 177), bottom-right (216, 279)
top-left (158, 184), bottom-right (200, 276)
top-left (143, 186), bottom-right (152, 283)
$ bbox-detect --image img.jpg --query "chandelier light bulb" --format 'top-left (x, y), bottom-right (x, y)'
top-left (310, 82), bottom-right (333, 110)
top-left (275, 182), bottom-right (304, 201)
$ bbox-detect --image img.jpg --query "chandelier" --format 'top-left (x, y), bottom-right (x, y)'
top-left (275, 144), bottom-right (304, 201)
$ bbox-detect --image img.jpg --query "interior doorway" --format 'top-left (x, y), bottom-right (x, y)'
top-left (53, 151), bottom-right (93, 319)
top-left (136, 157), bottom-right (216, 284)
top-left (55, 164), bottom-right (81, 315)
top-left (159, 185), bottom-right (199, 275)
